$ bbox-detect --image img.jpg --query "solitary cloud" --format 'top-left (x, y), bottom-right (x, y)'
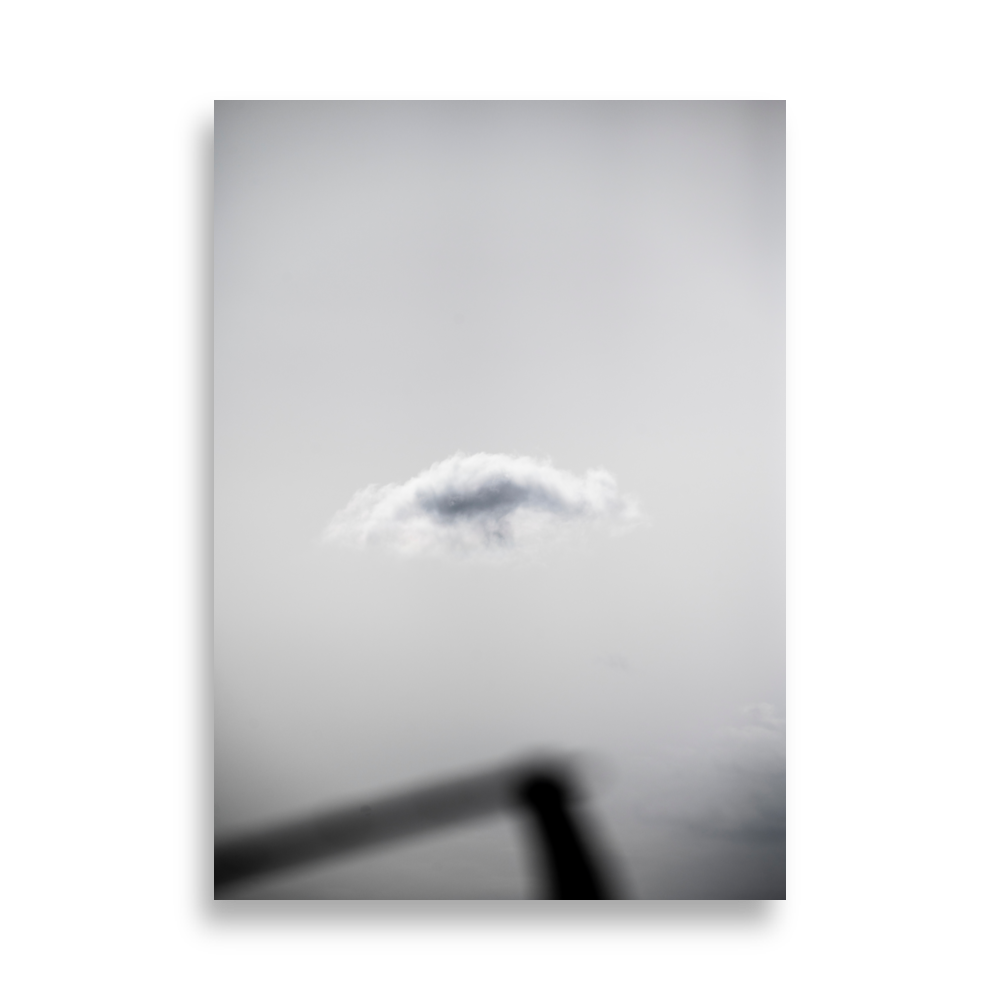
top-left (325, 452), bottom-right (640, 559)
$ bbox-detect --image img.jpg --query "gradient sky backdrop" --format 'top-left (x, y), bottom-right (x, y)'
top-left (214, 100), bottom-right (785, 899)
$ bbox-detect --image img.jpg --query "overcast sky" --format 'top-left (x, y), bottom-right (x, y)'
top-left (214, 100), bottom-right (784, 899)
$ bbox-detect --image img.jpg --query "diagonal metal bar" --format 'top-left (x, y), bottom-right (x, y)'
top-left (215, 756), bottom-right (616, 898)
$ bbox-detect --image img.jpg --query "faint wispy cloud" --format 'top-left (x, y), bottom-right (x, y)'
top-left (325, 452), bottom-right (641, 560)
top-left (635, 704), bottom-right (786, 845)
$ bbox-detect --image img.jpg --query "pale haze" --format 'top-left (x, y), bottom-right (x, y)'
top-left (214, 100), bottom-right (785, 899)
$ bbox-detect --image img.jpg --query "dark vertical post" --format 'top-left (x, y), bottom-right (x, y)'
top-left (515, 769), bottom-right (614, 900)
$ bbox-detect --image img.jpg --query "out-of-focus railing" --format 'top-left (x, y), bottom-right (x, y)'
top-left (215, 756), bottom-right (617, 899)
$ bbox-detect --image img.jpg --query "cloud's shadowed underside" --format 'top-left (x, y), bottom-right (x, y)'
top-left (325, 452), bottom-right (640, 559)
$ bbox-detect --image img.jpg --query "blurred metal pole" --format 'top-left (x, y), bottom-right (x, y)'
top-left (514, 769), bottom-right (613, 899)
top-left (215, 756), bottom-right (615, 898)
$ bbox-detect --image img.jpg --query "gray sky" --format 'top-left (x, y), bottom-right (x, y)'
top-left (214, 100), bottom-right (784, 899)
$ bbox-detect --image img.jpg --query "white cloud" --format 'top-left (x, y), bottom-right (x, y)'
top-left (325, 452), bottom-right (641, 559)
